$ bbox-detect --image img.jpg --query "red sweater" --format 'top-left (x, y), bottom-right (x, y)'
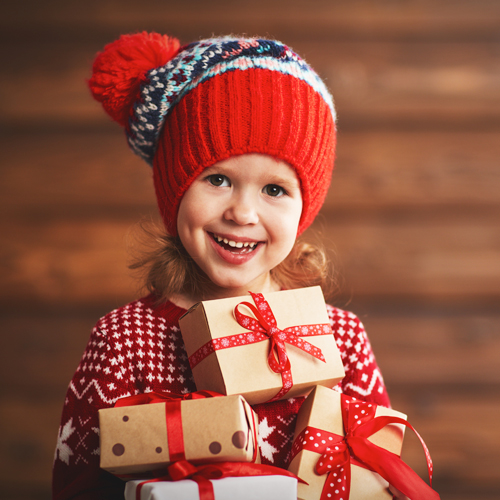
top-left (52, 295), bottom-right (390, 499)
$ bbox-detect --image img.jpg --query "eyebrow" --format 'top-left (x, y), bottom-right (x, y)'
top-left (265, 175), bottom-right (300, 190)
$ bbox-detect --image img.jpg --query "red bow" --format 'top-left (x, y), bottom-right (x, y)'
top-left (291, 395), bottom-right (440, 500)
top-left (136, 461), bottom-right (303, 500)
top-left (235, 292), bottom-right (326, 373)
top-left (234, 292), bottom-right (327, 401)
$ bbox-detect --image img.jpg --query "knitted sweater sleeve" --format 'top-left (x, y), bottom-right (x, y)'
top-left (52, 298), bottom-right (196, 499)
top-left (327, 304), bottom-right (391, 408)
top-left (52, 319), bottom-right (134, 500)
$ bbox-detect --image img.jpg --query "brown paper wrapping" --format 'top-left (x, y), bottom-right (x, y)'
top-left (179, 286), bottom-right (345, 405)
top-left (99, 394), bottom-right (259, 475)
top-left (288, 385), bottom-right (407, 500)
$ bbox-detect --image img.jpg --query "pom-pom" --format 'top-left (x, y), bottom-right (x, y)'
top-left (89, 32), bottom-right (180, 126)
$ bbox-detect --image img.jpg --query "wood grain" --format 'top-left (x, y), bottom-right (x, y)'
top-left (3, 0), bottom-right (500, 41)
top-left (1, 1), bottom-right (499, 498)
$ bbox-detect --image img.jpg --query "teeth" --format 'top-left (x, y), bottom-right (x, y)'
top-left (213, 234), bottom-right (258, 249)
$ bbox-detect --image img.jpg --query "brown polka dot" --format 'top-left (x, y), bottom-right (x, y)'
top-left (112, 443), bottom-right (125, 456)
top-left (156, 447), bottom-right (162, 453)
top-left (232, 431), bottom-right (246, 449)
top-left (209, 441), bottom-right (221, 454)
top-left (122, 416), bottom-right (129, 422)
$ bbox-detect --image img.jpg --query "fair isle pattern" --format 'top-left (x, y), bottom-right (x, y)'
top-left (127, 37), bottom-right (336, 164)
top-left (327, 306), bottom-right (388, 399)
top-left (53, 297), bottom-right (389, 499)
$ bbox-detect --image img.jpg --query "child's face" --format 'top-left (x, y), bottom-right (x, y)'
top-left (177, 153), bottom-right (303, 297)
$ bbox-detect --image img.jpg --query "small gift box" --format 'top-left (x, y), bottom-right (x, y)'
top-left (288, 385), bottom-right (439, 500)
top-left (179, 286), bottom-right (345, 405)
top-left (99, 392), bottom-right (259, 476)
top-left (125, 469), bottom-right (298, 500)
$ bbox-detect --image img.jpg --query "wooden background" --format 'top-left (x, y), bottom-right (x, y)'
top-left (1, 1), bottom-right (499, 498)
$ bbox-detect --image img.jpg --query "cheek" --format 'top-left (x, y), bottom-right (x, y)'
top-left (273, 203), bottom-right (302, 239)
top-left (178, 195), bottom-right (209, 240)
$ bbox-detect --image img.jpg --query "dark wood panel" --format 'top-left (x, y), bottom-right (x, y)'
top-left (329, 130), bottom-right (500, 211)
top-left (0, 131), bottom-right (154, 213)
top-left (3, 0), bottom-right (500, 42)
top-left (313, 218), bottom-right (500, 301)
top-left (0, 316), bottom-right (95, 398)
top-left (0, 219), bottom-right (142, 307)
top-left (362, 314), bottom-right (500, 385)
top-left (2, 40), bottom-right (499, 128)
top-left (390, 391), bottom-right (500, 490)
top-left (2, 130), bottom-right (499, 215)
top-left (0, 398), bottom-right (61, 487)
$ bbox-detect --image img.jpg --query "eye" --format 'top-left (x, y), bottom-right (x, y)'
top-left (263, 184), bottom-right (286, 197)
top-left (207, 174), bottom-right (230, 187)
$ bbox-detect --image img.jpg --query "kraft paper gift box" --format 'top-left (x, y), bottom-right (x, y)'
top-left (99, 394), bottom-right (259, 476)
top-left (125, 475), bottom-right (298, 500)
top-left (179, 286), bottom-right (345, 406)
top-left (288, 385), bottom-right (407, 500)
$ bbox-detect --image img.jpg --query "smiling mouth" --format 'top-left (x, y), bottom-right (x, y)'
top-left (210, 233), bottom-right (261, 254)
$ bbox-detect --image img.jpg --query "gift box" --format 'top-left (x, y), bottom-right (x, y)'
top-left (289, 385), bottom-right (438, 500)
top-left (99, 393), bottom-right (259, 476)
top-left (179, 286), bottom-right (345, 405)
top-left (125, 474), bottom-right (298, 500)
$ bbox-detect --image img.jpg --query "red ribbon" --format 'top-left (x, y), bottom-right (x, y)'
top-left (188, 292), bottom-right (330, 402)
top-left (114, 390), bottom-right (223, 407)
top-left (136, 461), bottom-right (303, 500)
top-left (290, 394), bottom-right (440, 500)
top-left (114, 391), bottom-right (228, 463)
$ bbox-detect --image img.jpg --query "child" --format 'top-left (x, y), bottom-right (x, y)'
top-left (53, 33), bottom-right (391, 499)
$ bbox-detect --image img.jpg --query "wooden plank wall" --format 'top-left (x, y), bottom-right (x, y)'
top-left (1, 1), bottom-right (499, 498)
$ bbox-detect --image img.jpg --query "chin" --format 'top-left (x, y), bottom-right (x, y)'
top-left (207, 269), bottom-right (267, 294)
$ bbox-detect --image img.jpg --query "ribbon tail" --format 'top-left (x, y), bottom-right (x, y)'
top-left (349, 437), bottom-right (440, 500)
top-left (267, 340), bottom-right (291, 373)
top-left (319, 460), bottom-right (352, 500)
top-left (286, 335), bottom-right (326, 363)
top-left (192, 476), bottom-right (216, 500)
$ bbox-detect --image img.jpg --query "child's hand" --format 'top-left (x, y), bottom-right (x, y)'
top-left (388, 484), bottom-right (410, 499)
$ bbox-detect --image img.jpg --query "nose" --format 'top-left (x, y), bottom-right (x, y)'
top-left (223, 191), bottom-right (259, 225)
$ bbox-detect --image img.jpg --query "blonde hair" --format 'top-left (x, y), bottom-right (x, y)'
top-left (129, 220), bottom-right (337, 305)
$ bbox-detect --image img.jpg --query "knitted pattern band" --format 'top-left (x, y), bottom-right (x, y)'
top-left (89, 33), bottom-right (337, 236)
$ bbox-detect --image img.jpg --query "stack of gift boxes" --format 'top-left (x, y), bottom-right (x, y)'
top-left (99, 286), bottom-right (439, 500)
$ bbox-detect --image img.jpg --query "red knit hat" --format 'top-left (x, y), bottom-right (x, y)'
top-left (89, 33), bottom-right (337, 236)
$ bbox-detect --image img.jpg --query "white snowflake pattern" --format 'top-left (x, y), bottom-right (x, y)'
top-left (55, 418), bottom-right (76, 465)
top-left (258, 417), bottom-right (278, 463)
